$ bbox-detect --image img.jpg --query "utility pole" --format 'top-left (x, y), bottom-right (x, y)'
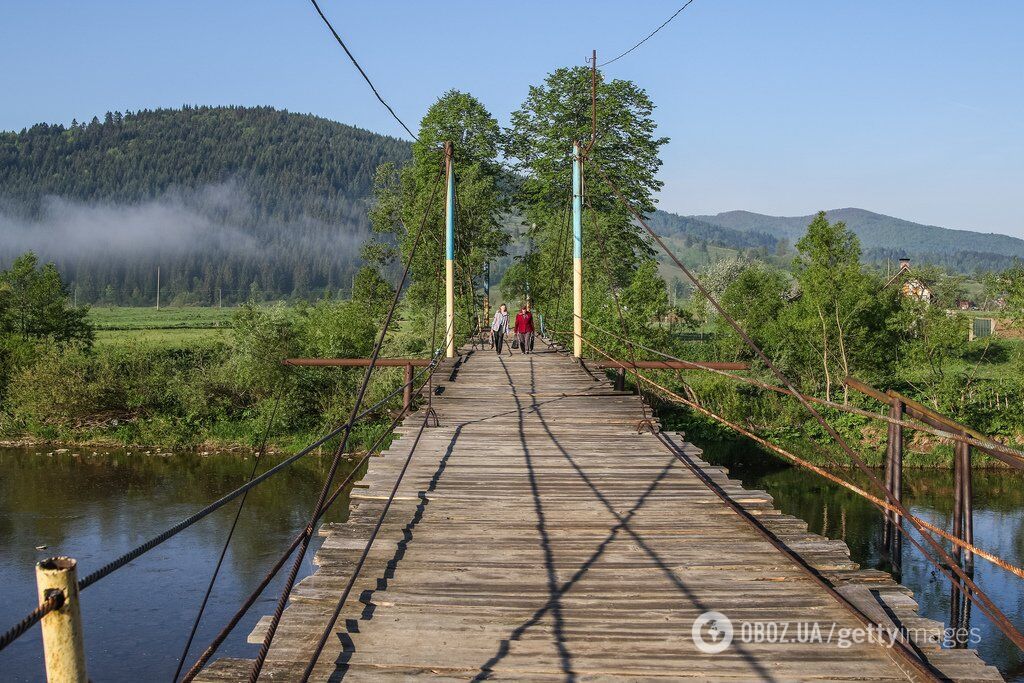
top-left (444, 141), bottom-right (456, 358)
top-left (572, 140), bottom-right (583, 358)
top-left (156, 266), bottom-right (161, 311)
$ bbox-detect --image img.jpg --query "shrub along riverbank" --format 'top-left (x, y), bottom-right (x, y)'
top-left (0, 258), bottom-right (431, 452)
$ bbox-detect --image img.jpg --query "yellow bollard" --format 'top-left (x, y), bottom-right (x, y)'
top-left (35, 557), bottom-right (88, 683)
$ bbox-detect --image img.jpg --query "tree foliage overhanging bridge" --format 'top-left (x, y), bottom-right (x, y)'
top-left (3, 33), bottom-right (1023, 683)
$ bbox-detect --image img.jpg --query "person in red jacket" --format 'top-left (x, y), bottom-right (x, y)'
top-left (514, 305), bottom-right (534, 354)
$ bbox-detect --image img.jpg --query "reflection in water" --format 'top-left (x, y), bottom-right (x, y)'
top-left (0, 447), bottom-right (353, 682)
top-left (700, 440), bottom-right (1024, 682)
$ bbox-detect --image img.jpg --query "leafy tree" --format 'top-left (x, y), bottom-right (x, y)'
top-left (503, 65), bottom-right (668, 344)
top-left (900, 302), bottom-right (968, 407)
top-left (715, 264), bottom-right (790, 354)
top-left (998, 262), bottom-right (1024, 324)
top-left (369, 90), bottom-right (508, 346)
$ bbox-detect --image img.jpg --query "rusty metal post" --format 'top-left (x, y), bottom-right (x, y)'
top-left (882, 407), bottom-right (895, 555)
top-left (35, 557), bottom-right (87, 683)
top-left (614, 368), bottom-right (626, 392)
top-left (402, 363), bottom-right (413, 413)
top-left (960, 439), bottom-right (974, 572)
top-left (952, 439), bottom-right (964, 567)
top-left (890, 398), bottom-right (903, 573)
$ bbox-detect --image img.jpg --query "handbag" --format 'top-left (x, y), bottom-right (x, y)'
top-left (511, 337), bottom-right (519, 350)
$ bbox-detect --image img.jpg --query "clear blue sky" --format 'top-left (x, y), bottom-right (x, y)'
top-left (3, 1), bottom-right (1022, 236)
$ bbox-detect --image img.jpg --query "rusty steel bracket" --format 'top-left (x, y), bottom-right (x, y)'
top-left (635, 418), bottom-right (659, 434)
top-left (423, 407), bottom-right (440, 428)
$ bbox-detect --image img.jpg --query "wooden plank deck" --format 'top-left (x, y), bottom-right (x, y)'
top-left (199, 342), bottom-right (1002, 681)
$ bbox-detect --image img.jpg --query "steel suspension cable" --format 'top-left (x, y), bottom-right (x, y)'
top-left (248, 168), bottom-right (444, 682)
top-left (300, 412), bottom-right (432, 680)
top-left (577, 316), bottom-right (1024, 462)
top-left (599, 0), bottom-right (698, 67)
top-left (582, 165), bottom-right (653, 425)
top-left (550, 192), bottom-right (575, 339)
top-left (306, 0), bottom-right (418, 141)
top-left (179, 347), bottom-right (449, 682)
top-left (0, 592), bottom-right (64, 653)
top-left (578, 334), bottom-right (1024, 581)
top-left (590, 158), bottom-right (1024, 651)
top-left (172, 394), bottom-right (282, 682)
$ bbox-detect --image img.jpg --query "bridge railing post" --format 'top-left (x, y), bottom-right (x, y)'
top-left (882, 394), bottom-right (903, 575)
top-left (35, 557), bottom-right (88, 683)
top-left (403, 363), bottom-right (413, 413)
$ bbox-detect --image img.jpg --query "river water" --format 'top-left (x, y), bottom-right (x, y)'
top-left (1, 444), bottom-right (1022, 681)
top-left (0, 447), bottom-right (351, 682)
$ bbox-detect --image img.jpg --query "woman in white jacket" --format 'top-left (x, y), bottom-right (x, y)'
top-left (490, 304), bottom-right (511, 355)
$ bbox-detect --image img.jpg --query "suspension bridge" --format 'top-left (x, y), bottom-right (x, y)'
top-left (4, 138), bottom-right (1024, 682)
top-left (5, 32), bottom-right (1024, 679)
top-left (190, 343), bottom-right (1001, 682)
top-left (4, 131), bottom-right (1024, 682)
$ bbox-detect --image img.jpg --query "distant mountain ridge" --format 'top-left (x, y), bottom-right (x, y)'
top-left (652, 207), bottom-right (1024, 272)
top-left (692, 208), bottom-right (1024, 257)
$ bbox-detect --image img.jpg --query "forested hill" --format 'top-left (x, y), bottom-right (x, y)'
top-left (668, 207), bottom-right (1023, 272)
top-left (0, 105), bottom-right (410, 304)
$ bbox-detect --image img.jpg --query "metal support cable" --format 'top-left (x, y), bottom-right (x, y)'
top-left (580, 335), bottom-right (1024, 581)
top-left (582, 172), bottom-right (653, 424)
top-left (300, 413), bottom-right (432, 680)
top-left (306, 0), bottom-right (418, 140)
top-left (248, 168), bottom-right (444, 682)
top-left (581, 335), bottom-right (981, 679)
top-left (172, 394), bottom-right (282, 682)
top-left (599, 0), bottom-right (697, 67)
top-left (576, 316), bottom-right (1024, 463)
top-left (180, 354), bottom-right (446, 682)
top-left (0, 591), bottom-right (64, 653)
top-left (75, 365), bottom-right (422, 593)
top-left (585, 163), bottom-right (1024, 650)
top-left (0, 363), bottom-right (437, 654)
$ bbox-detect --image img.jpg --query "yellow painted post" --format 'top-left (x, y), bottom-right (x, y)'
top-left (444, 141), bottom-right (456, 358)
top-left (35, 557), bottom-right (87, 683)
top-left (572, 141), bottom-right (583, 357)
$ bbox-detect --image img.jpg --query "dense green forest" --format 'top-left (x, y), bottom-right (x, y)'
top-left (0, 106), bottom-right (410, 303)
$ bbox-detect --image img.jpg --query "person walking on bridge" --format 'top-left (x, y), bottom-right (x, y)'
top-left (491, 303), bottom-right (511, 355)
top-left (514, 304), bottom-right (534, 354)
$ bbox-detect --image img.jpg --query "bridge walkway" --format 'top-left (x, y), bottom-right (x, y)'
top-left (199, 343), bottom-right (1000, 681)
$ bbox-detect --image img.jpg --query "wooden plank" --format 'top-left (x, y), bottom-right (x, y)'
top-left (196, 346), bottom-right (1002, 682)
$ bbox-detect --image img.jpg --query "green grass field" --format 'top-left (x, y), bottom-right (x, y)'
top-left (89, 306), bottom-right (234, 348)
top-left (89, 306), bottom-right (235, 330)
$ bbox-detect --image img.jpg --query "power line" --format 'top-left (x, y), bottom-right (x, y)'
top-left (306, 0), bottom-right (419, 141)
top-left (599, 0), bottom-right (697, 67)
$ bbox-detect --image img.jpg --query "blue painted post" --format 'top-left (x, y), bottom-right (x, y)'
top-left (444, 142), bottom-right (455, 358)
top-left (572, 141), bottom-right (583, 357)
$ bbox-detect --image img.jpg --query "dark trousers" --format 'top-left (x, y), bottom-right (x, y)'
top-left (493, 329), bottom-right (506, 354)
top-left (517, 332), bottom-right (534, 353)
